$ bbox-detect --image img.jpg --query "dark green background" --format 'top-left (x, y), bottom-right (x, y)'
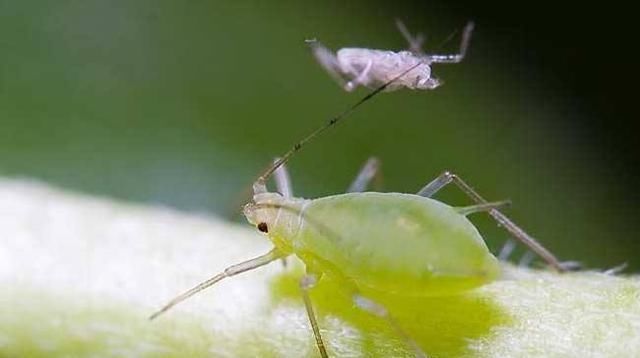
top-left (1, 1), bottom-right (637, 270)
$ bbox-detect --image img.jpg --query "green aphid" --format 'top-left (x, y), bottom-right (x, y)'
top-left (150, 61), bottom-right (564, 358)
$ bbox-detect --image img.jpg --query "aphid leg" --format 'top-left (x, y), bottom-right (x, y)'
top-left (427, 21), bottom-right (474, 64)
top-left (274, 157), bottom-right (293, 198)
top-left (274, 158), bottom-right (293, 267)
top-left (395, 19), bottom-right (426, 55)
top-left (353, 295), bottom-right (426, 358)
top-left (518, 251), bottom-right (536, 267)
top-left (344, 59), bottom-right (373, 92)
top-left (603, 262), bottom-right (627, 275)
top-left (347, 157), bottom-right (382, 192)
top-left (416, 172), bottom-right (451, 198)
top-left (521, 254), bottom-right (582, 270)
top-left (149, 248), bottom-right (282, 320)
top-left (417, 171), bottom-right (565, 272)
top-left (421, 77), bottom-right (443, 90)
top-left (558, 260), bottom-right (582, 271)
top-left (300, 274), bottom-right (329, 358)
top-left (497, 239), bottom-right (517, 261)
top-left (456, 200), bottom-right (511, 216)
top-left (306, 39), bottom-right (349, 89)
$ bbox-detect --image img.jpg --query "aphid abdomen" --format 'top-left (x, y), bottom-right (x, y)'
top-left (295, 192), bottom-right (500, 296)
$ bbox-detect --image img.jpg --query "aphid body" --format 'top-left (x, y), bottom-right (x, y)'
top-left (331, 48), bottom-right (438, 91)
top-left (245, 191), bottom-right (500, 297)
top-left (308, 21), bottom-right (475, 92)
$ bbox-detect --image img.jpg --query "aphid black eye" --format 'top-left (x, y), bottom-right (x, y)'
top-left (257, 222), bottom-right (269, 233)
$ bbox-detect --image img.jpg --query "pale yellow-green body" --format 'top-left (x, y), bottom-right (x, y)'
top-left (250, 192), bottom-right (500, 296)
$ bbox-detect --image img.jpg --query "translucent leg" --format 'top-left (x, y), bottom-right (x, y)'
top-left (427, 21), bottom-right (474, 64)
top-left (456, 200), bottom-right (511, 216)
top-left (273, 157), bottom-right (293, 267)
top-left (498, 239), bottom-right (516, 261)
top-left (347, 157), bottom-right (381, 193)
top-left (417, 171), bottom-right (564, 272)
top-left (500, 240), bottom-right (580, 270)
top-left (300, 274), bottom-right (328, 358)
top-left (344, 59), bottom-right (373, 92)
top-left (421, 77), bottom-right (442, 89)
top-left (603, 262), bottom-right (627, 275)
top-left (353, 294), bottom-right (427, 358)
top-left (149, 248), bottom-right (282, 320)
top-left (395, 19), bottom-right (426, 55)
top-left (273, 157), bottom-right (293, 198)
top-left (306, 39), bottom-right (349, 88)
top-left (518, 251), bottom-right (536, 267)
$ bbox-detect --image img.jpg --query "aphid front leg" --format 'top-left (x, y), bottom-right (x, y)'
top-left (149, 249), bottom-right (283, 320)
top-left (418, 77), bottom-right (443, 90)
top-left (274, 158), bottom-right (293, 268)
top-left (306, 39), bottom-right (350, 89)
top-left (353, 294), bottom-right (427, 358)
top-left (300, 273), bottom-right (329, 358)
top-left (274, 157), bottom-right (293, 198)
top-left (456, 200), bottom-right (511, 216)
top-left (417, 171), bottom-right (565, 272)
top-left (427, 21), bottom-right (475, 64)
top-left (344, 59), bottom-right (373, 92)
top-left (347, 157), bottom-right (381, 193)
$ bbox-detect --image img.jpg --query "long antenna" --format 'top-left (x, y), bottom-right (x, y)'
top-left (253, 61), bottom-right (424, 193)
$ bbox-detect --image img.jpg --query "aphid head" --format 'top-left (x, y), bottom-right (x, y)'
top-left (243, 192), bottom-right (285, 232)
top-left (244, 192), bottom-right (306, 253)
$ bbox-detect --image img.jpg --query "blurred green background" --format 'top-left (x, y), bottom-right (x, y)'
top-left (1, 1), bottom-right (637, 270)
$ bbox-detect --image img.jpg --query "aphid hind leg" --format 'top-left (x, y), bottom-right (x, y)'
top-left (456, 200), bottom-right (511, 216)
top-left (427, 21), bottom-right (474, 64)
top-left (416, 172), bottom-right (450, 198)
top-left (353, 294), bottom-right (426, 358)
top-left (347, 157), bottom-right (382, 192)
top-left (300, 274), bottom-right (329, 358)
top-left (499, 239), bottom-right (580, 270)
top-left (603, 262), bottom-right (627, 275)
top-left (417, 171), bottom-right (565, 272)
